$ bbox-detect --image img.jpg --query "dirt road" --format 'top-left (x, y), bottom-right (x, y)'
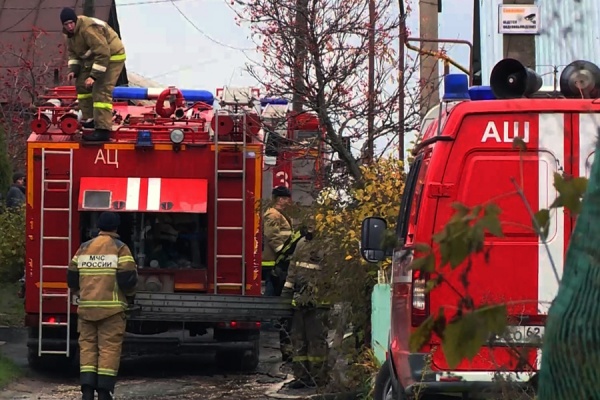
top-left (0, 329), bottom-right (316, 400)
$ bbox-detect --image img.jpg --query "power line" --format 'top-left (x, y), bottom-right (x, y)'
top-left (169, 0), bottom-right (255, 51)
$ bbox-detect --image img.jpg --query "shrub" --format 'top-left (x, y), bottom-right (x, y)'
top-left (0, 205), bottom-right (25, 284)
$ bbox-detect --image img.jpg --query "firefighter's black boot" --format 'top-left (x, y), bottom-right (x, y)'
top-left (81, 119), bottom-right (95, 129)
top-left (97, 388), bottom-right (113, 400)
top-left (81, 384), bottom-right (95, 400)
top-left (82, 129), bottom-right (110, 142)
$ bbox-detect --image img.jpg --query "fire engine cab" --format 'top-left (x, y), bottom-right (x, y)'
top-left (23, 85), bottom-right (295, 371)
top-left (361, 58), bottom-right (600, 399)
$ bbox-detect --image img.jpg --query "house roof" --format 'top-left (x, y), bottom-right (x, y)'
top-left (0, 0), bottom-right (128, 100)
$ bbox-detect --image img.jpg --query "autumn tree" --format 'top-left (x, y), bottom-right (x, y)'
top-left (235, 0), bottom-right (423, 184)
top-left (0, 28), bottom-right (63, 169)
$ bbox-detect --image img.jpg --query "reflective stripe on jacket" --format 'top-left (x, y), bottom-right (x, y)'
top-left (67, 231), bottom-right (138, 321)
top-left (66, 16), bottom-right (126, 80)
top-left (281, 238), bottom-right (330, 307)
top-left (262, 207), bottom-right (293, 267)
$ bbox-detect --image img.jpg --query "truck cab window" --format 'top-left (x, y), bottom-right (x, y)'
top-left (396, 154), bottom-right (423, 242)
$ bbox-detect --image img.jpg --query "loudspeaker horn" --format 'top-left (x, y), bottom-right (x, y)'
top-left (490, 58), bottom-right (542, 99)
top-left (560, 60), bottom-right (600, 99)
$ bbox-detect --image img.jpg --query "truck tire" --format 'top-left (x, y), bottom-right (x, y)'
top-left (373, 359), bottom-right (401, 400)
top-left (215, 338), bottom-right (260, 372)
top-left (27, 348), bottom-right (54, 372)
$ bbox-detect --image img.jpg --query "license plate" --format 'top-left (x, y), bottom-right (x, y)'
top-left (493, 325), bottom-right (544, 345)
top-left (72, 294), bottom-right (80, 305)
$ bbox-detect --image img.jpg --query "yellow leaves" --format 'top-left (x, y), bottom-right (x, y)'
top-left (315, 157), bottom-right (406, 268)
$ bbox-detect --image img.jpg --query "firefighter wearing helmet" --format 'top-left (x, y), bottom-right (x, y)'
top-left (60, 7), bottom-right (126, 142)
top-left (67, 212), bottom-right (138, 400)
top-left (281, 218), bottom-right (331, 389)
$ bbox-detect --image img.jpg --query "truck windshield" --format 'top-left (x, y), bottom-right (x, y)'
top-left (80, 212), bottom-right (207, 269)
top-left (395, 153), bottom-right (424, 243)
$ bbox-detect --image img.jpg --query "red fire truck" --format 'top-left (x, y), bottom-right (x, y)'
top-left (260, 99), bottom-right (327, 205)
top-left (23, 85), bottom-right (293, 371)
top-left (361, 58), bottom-right (600, 398)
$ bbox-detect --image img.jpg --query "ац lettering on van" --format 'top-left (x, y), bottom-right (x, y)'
top-left (360, 57), bottom-right (600, 399)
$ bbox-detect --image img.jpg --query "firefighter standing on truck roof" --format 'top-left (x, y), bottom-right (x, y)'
top-left (281, 224), bottom-right (330, 389)
top-left (60, 7), bottom-right (126, 142)
top-left (67, 212), bottom-right (138, 400)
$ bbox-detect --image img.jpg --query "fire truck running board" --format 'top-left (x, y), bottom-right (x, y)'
top-left (132, 292), bottom-right (294, 322)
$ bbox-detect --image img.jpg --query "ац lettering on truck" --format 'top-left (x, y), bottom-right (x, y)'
top-left (22, 85), bottom-right (293, 372)
top-left (360, 58), bottom-right (600, 398)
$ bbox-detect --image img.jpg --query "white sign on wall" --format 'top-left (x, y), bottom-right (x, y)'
top-left (498, 5), bottom-right (540, 35)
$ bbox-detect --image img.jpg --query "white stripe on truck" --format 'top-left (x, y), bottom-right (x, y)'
top-left (579, 113), bottom-right (600, 179)
top-left (147, 177), bottom-right (161, 211)
top-left (537, 113), bottom-right (565, 315)
top-left (125, 177), bottom-right (141, 211)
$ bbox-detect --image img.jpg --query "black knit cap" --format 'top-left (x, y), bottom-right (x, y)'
top-left (60, 7), bottom-right (77, 24)
top-left (97, 212), bottom-right (120, 232)
top-left (272, 186), bottom-right (291, 198)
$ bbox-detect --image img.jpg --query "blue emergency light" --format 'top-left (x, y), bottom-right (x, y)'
top-left (442, 74), bottom-right (471, 102)
top-left (112, 87), bottom-right (215, 105)
top-left (468, 86), bottom-right (496, 101)
top-left (260, 97), bottom-right (289, 106)
top-left (136, 130), bottom-right (153, 147)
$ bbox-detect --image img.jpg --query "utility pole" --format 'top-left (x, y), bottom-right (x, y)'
top-left (398, 0), bottom-right (406, 160)
top-left (292, 0), bottom-right (308, 113)
top-left (502, 0), bottom-right (536, 68)
top-left (418, 0), bottom-right (439, 118)
top-left (366, 0), bottom-right (376, 163)
top-left (83, 0), bottom-right (95, 17)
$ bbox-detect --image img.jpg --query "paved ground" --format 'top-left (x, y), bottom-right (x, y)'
top-left (0, 329), bottom-right (322, 400)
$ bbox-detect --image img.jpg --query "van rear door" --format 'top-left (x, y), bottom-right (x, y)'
top-left (427, 111), bottom-right (569, 372)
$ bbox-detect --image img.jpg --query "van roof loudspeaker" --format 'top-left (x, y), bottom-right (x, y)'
top-left (560, 60), bottom-right (600, 99)
top-left (490, 58), bottom-right (542, 99)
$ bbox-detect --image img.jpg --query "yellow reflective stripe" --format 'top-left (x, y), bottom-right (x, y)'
top-left (97, 367), bottom-right (117, 376)
top-left (284, 281), bottom-right (294, 289)
top-left (78, 300), bottom-right (127, 308)
top-left (262, 261), bottom-right (276, 267)
top-left (68, 59), bottom-right (81, 65)
top-left (291, 299), bottom-right (297, 307)
top-left (307, 356), bottom-right (327, 362)
top-left (81, 365), bottom-right (97, 373)
top-left (79, 268), bottom-right (116, 274)
top-left (78, 93), bottom-right (92, 99)
top-left (118, 255), bottom-right (135, 263)
top-left (113, 282), bottom-right (118, 302)
top-left (292, 355), bottom-right (308, 361)
top-left (110, 53), bottom-right (126, 61)
top-left (93, 102), bottom-right (113, 110)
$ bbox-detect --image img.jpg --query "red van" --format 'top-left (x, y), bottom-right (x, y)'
top-left (361, 58), bottom-right (600, 399)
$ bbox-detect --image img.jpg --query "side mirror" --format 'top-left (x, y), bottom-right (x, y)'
top-left (360, 216), bottom-right (388, 263)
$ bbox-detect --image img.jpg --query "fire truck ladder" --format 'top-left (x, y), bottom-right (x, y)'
top-left (38, 148), bottom-right (73, 357)
top-left (213, 111), bottom-right (249, 295)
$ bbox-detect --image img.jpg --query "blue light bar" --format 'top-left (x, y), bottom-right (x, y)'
top-left (260, 97), bottom-right (289, 106)
top-left (136, 130), bottom-right (153, 147)
top-left (442, 74), bottom-right (471, 102)
top-left (112, 87), bottom-right (215, 104)
top-left (468, 86), bottom-right (496, 101)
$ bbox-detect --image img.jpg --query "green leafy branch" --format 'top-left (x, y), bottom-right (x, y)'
top-left (407, 202), bottom-right (507, 369)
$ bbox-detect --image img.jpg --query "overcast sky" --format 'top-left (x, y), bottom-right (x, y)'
top-left (115, 0), bottom-right (473, 90)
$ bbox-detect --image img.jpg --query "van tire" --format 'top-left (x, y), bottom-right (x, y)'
top-left (374, 359), bottom-right (403, 400)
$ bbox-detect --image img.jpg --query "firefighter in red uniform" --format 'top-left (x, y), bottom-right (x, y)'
top-left (67, 212), bottom-right (138, 400)
top-left (60, 8), bottom-right (126, 142)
